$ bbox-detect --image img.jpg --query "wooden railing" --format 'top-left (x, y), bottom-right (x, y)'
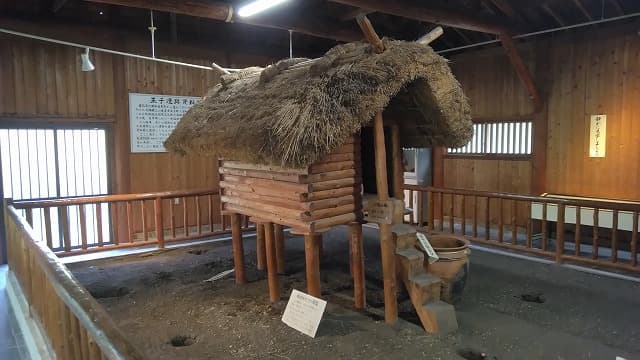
top-left (5, 203), bottom-right (145, 359)
top-left (10, 189), bottom-right (252, 256)
top-left (405, 185), bottom-right (640, 273)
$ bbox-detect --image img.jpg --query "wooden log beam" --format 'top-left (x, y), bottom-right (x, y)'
top-left (499, 32), bottom-right (543, 112)
top-left (304, 233), bottom-right (322, 297)
top-left (357, 15), bottom-right (397, 324)
top-left (274, 224), bottom-right (286, 274)
top-left (230, 213), bottom-right (246, 285)
top-left (332, 0), bottom-right (510, 34)
top-left (83, 0), bottom-right (361, 42)
top-left (349, 222), bottom-right (366, 309)
top-left (264, 222), bottom-right (280, 303)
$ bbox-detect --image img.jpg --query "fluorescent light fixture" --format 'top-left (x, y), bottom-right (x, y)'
top-left (80, 48), bottom-right (95, 72)
top-left (237, 0), bottom-right (289, 17)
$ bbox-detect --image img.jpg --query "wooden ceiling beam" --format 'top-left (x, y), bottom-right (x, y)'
top-left (572, 0), bottom-right (593, 21)
top-left (338, 7), bottom-right (373, 21)
top-left (500, 32), bottom-right (543, 112)
top-left (83, 0), bottom-right (361, 42)
top-left (329, 0), bottom-right (510, 34)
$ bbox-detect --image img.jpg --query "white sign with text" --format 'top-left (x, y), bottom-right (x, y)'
top-left (129, 93), bottom-right (200, 153)
top-left (281, 289), bottom-right (327, 338)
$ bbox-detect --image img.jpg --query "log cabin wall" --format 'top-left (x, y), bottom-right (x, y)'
top-left (442, 22), bottom-right (640, 226)
top-left (219, 137), bottom-right (361, 233)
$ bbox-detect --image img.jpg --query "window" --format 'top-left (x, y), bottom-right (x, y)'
top-left (0, 127), bottom-right (110, 250)
top-left (448, 121), bottom-right (532, 156)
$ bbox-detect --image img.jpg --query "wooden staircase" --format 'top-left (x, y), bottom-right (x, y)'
top-left (393, 224), bottom-right (458, 334)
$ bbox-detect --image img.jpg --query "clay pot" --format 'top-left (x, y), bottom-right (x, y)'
top-left (423, 234), bottom-right (470, 304)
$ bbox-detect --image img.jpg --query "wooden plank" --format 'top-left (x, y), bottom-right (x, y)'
top-left (313, 152), bottom-right (356, 164)
top-left (611, 209), bottom-right (618, 263)
top-left (223, 203), bottom-right (310, 231)
top-left (304, 233), bottom-right (322, 297)
top-left (310, 178), bottom-right (356, 192)
top-left (219, 167), bottom-right (304, 183)
top-left (541, 202), bottom-right (548, 251)
top-left (310, 213), bottom-right (356, 231)
top-left (221, 195), bottom-right (303, 220)
top-left (183, 197), bottom-right (189, 237)
top-left (498, 198), bottom-right (504, 242)
top-left (574, 206), bottom-right (581, 255)
top-left (309, 161), bottom-right (355, 174)
top-left (511, 200), bottom-right (517, 245)
top-left (230, 213), bottom-right (246, 285)
top-left (222, 175), bottom-right (309, 194)
top-left (196, 196), bottom-right (202, 235)
top-left (223, 189), bottom-right (306, 211)
top-left (126, 202), bottom-right (133, 243)
top-left (303, 187), bottom-right (356, 202)
top-left (141, 200), bottom-right (148, 242)
top-left (220, 181), bottom-right (303, 201)
top-left (221, 161), bottom-right (307, 174)
top-left (556, 204), bottom-right (565, 262)
top-left (303, 204), bottom-right (355, 221)
top-left (303, 169), bottom-right (356, 184)
top-left (305, 195), bottom-right (355, 211)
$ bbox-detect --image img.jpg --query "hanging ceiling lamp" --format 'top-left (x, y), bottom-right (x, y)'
top-left (80, 48), bottom-right (95, 71)
top-left (237, 0), bottom-right (289, 17)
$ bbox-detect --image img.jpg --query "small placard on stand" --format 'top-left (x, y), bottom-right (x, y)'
top-left (281, 289), bottom-right (327, 338)
top-left (417, 232), bottom-right (439, 264)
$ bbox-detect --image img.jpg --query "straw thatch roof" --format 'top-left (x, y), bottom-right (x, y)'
top-left (164, 39), bottom-right (472, 168)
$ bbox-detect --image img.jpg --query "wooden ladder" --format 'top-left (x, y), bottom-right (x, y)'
top-left (393, 224), bottom-right (458, 334)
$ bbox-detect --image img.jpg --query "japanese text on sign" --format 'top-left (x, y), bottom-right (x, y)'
top-left (281, 289), bottom-right (327, 338)
top-left (129, 93), bottom-right (200, 153)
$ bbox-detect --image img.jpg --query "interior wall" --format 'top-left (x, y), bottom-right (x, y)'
top-left (444, 45), bottom-right (535, 195)
top-left (0, 35), bottom-right (275, 196)
top-left (445, 22), bottom-right (640, 201)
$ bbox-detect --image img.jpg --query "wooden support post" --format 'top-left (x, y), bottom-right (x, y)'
top-left (349, 222), bottom-right (366, 309)
top-left (391, 123), bottom-right (404, 202)
top-left (154, 198), bottom-right (164, 249)
top-left (256, 223), bottom-right (266, 270)
top-left (304, 233), bottom-right (322, 298)
top-left (555, 204), bottom-right (565, 263)
top-left (358, 14), bottom-right (396, 324)
top-left (274, 223), bottom-right (285, 274)
top-left (230, 213), bottom-right (246, 285)
top-left (264, 222), bottom-right (280, 302)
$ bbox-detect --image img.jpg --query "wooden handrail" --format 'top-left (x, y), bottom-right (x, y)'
top-left (404, 185), bottom-right (640, 213)
top-left (12, 188), bottom-right (218, 208)
top-left (6, 204), bottom-right (145, 359)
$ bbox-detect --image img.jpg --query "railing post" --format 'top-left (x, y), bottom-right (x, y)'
top-left (154, 198), bottom-right (164, 249)
top-left (428, 189), bottom-right (434, 231)
top-left (555, 203), bottom-right (565, 263)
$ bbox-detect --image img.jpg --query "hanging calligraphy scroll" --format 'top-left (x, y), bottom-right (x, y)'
top-left (129, 93), bottom-right (201, 153)
top-left (589, 114), bottom-right (606, 158)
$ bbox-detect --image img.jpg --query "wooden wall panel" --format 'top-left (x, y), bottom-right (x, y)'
top-left (0, 36), bottom-right (273, 200)
top-left (546, 29), bottom-right (640, 200)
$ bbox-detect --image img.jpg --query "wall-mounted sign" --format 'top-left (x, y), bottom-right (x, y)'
top-left (589, 114), bottom-right (606, 158)
top-left (129, 93), bottom-right (200, 153)
top-left (364, 199), bottom-right (394, 224)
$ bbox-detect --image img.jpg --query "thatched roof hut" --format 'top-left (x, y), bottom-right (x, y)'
top-left (164, 39), bottom-right (472, 168)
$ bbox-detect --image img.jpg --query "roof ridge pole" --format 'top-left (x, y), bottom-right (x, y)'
top-left (355, 15), bottom-right (398, 325)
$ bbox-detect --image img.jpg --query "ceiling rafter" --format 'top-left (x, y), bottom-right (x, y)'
top-left (329, 0), bottom-right (511, 34)
top-left (572, 0), bottom-right (593, 21)
top-left (541, 3), bottom-right (566, 27)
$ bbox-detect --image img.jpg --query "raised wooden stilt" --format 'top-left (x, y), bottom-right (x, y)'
top-left (304, 233), bottom-right (322, 298)
top-left (264, 222), bottom-right (280, 303)
top-left (256, 223), bottom-right (266, 270)
top-left (349, 222), bottom-right (366, 308)
top-left (230, 213), bottom-right (246, 285)
top-left (274, 223), bottom-right (285, 274)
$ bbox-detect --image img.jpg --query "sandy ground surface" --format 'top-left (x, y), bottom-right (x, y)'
top-left (69, 226), bottom-right (640, 360)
